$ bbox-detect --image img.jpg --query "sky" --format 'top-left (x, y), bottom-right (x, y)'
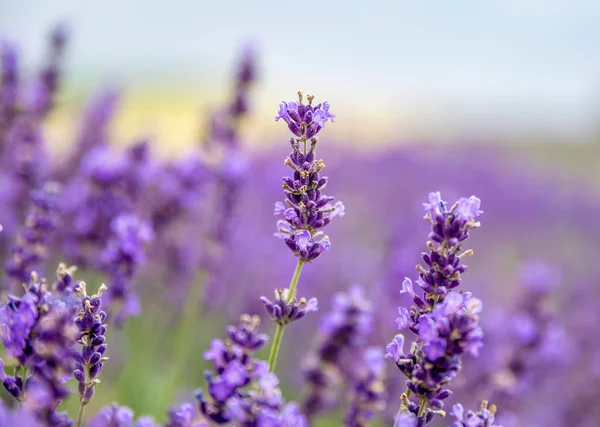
top-left (2, 0), bottom-right (600, 143)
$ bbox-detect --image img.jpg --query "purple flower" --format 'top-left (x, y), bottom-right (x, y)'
top-left (395, 307), bottom-right (412, 329)
top-left (303, 286), bottom-right (374, 420)
top-left (73, 281), bottom-right (109, 405)
top-left (102, 213), bottom-right (154, 325)
top-left (275, 93), bottom-right (335, 138)
top-left (387, 192), bottom-right (485, 425)
top-left (0, 264), bottom-right (78, 417)
top-left (450, 401), bottom-right (500, 427)
top-left (197, 315), bottom-right (306, 425)
top-left (0, 399), bottom-right (42, 427)
top-left (385, 335), bottom-right (405, 361)
top-left (422, 191), bottom-right (443, 216)
top-left (165, 402), bottom-right (204, 427)
top-left (344, 346), bottom-right (387, 426)
top-left (274, 92), bottom-right (343, 262)
top-left (456, 196), bottom-right (483, 221)
top-left (394, 413), bottom-right (417, 427)
top-left (3, 183), bottom-right (61, 291)
top-left (89, 404), bottom-right (134, 427)
top-left (56, 89), bottom-right (120, 181)
top-left (260, 288), bottom-right (318, 325)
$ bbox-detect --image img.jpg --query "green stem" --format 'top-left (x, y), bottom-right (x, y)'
top-left (76, 403), bottom-right (86, 427)
top-left (166, 272), bottom-right (204, 394)
top-left (418, 397), bottom-right (427, 417)
top-left (267, 324), bottom-right (285, 372)
top-left (267, 260), bottom-right (304, 372)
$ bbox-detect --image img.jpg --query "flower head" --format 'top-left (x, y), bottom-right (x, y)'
top-left (275, 93), bottom-right (334, 138)
top-left (260, 288), bottom-right (318, 326)
top-left (274, 92), bottom-right (343, 262)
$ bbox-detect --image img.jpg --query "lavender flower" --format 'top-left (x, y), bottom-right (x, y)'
top-left (56, 89), bottom-right (120, 181)
top-left (450, 402), bottom-right (500, 427)
top-left (0, 399), bottom-right (42, 427)
top-left (274, 92), bottom-right (343, 262)
top-left (102, 213), bottom-right (154, 324)
top-left (165, 402), bottom-right (207, 427)
top-left (61, 145), bottom-right (139, 266)
top-left (394, 413), bottom-right (418, 427)
top-left (29, 23), bottom-right (68, 119)
top-left (73, 282), bottom-right (108, 410)
top-left (302, 286), bottom-right (373, 418)
top-left (201, 45), bottom-right (256, 304)
top-left (274, 94), bottom-right (335, 139)
top-left (89, 404), bottom-right (158, 427)
top-left (4, 183), bottom-right (60, 290)
top-left (0, 266), bottom-right (78, 426)
top-left (197, 315), bottom-right (307, 425)
top-left (386, 192), bottom-right (484, 425)
top-left (265, 93), bottom-right (343, 374)
top-left (260, 288), bottom-right (318, 325)
top-left (344, 347), bottom-right (387, 427)
top-left (471, 261), bottom-right (563, 424)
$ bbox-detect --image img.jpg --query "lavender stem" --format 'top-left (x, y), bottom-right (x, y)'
top-left (267, 260), bottom-right (304, 372)
top-left (166, 272), bottom-right (205, 394)
top-left (418, 397), bottom-right (427, 417)
top-left (76, 403), bottom-right (86, 427)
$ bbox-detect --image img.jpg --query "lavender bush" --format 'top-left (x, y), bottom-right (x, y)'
top-left (0, 23), bottom-right (597, 427)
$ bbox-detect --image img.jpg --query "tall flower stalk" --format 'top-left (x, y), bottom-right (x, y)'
top-left (385, 192), bottom-right (484, 425)
top-left (265, 91), bottom-right (342, 373)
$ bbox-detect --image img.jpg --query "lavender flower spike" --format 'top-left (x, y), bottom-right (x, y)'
top-left (4, 183), bottom-right (61, 291)
top-left (450, 401), bottom-right (500, 427)
top-left (274, 91), bottom-right (343, 262)
top-left (102, 213), bottom-right (154, 325)
top-left (260, 288), bottom-right (318, 325)
top-left (74, 281), bottom-right (109, 426)
top-left (267, 92), bottom-right (343, 374)
top-left (302, 286), bottom-right (374, 420)
top-left (387, 192), bottom-right (484, 426)
top-left (197, 315), bottom-right (307, 425)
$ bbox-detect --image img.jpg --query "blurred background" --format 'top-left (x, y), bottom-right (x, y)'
top-left (4, 0), bottom-right (600, 151)
top-left (2, 1), bottom-right (600, 426)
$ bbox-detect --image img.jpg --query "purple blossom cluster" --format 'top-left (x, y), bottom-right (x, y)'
top-left (449, 401), bottom-right (500, 427)
top-left (302, 286), bottom-right (386, 424)
top-left (101, 214), bottom-right (154, 324)
top-left (73, 281), bottom-right (109, 409)
top-left (385, 192), bottom-right (486, 425)
top-left (4, 183), bottom-right (61, 290)
top-left (274, 92), bottom-right (343, 262)
top-left (0, 266), bottom-right (78, 426)
top-left (197, 314), bottom-right (307, 425)
top-left (88, 404), bottom-right (158, 427)
top-left (344, 347), bottom-right (387, 427)
top-left (260, 288), bottom-right (318, 325)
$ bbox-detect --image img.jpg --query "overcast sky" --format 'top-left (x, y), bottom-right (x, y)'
top-left (3, 0), bottom-right (600, 141)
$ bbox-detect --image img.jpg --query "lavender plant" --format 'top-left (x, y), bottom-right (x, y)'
top-left (73, 281), bottom-right (109, 426)
top-left (88, 404), bottom-right (158, 427)
top-left (101, 213), bottom-right (154, 324)
top-left (449, 401), bottom-right (500, 427)
top-left (3, 183), bottom-right (60, 291)
top-left (301, 286), bottom-right (374, 419)
top-left (0, 265), bottom-right (78, 426)
top-left (385, 192), bottom-right (486, 425)
top-left (196, 314), bottom-right (308, 425)
top-left (265, 91), bottom-right (342, 373)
